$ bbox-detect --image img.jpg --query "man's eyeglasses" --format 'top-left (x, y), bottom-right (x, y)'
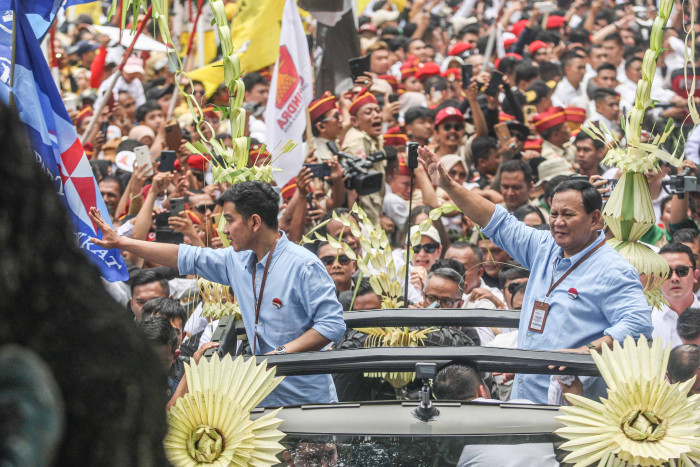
top-left (320, 255), bottom-right (353, 266)
top-left (441, 123), bottom-right (463, 132)
top-left (194, 203), bottom-right (216, 214)
top-left (412, 243), bottom-right (440, 254)
top-left (320, 112), bottom-right (340, 123)
top-left (425, 294), bottom-right (461, 308)
top-left (669, 266), bottom-right (692, 278)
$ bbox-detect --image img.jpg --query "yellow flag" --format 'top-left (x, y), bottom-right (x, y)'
top-left (231, 0), bottom-right (285, 73)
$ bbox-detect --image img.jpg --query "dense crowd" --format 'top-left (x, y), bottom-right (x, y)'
top-left (54, 0), bottom-right (700, 410)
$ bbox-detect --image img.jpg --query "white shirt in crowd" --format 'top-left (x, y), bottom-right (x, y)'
top-left (652, 295), bottom-right (700, 348)
top-left (551, 77), bottom-right (583, 108)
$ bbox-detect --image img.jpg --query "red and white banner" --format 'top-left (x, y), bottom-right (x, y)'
top-left (264, 0), bottom-right (313, 187)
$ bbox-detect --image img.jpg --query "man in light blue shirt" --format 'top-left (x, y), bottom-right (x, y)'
top-left (417, 146), bottom-right (652, 404)
top-left (88, 181), bottom-right (346, 407)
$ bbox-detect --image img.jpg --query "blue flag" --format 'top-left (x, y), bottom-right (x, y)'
top-left (0, 0), bottom-right (128, 282)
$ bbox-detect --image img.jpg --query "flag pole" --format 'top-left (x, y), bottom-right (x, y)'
top-left (8, 7), bottom-right (16, 110)
top-left (81, 4), bottom-right (153, 141)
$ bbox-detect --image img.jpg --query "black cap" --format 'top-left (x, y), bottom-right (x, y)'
top-left (67, 40), bottom-right (99, 57)
top-left (145, 83), bottom-right (175, 101)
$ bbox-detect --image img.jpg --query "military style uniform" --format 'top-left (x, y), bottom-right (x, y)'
top-left (541, 140), bottom-right (575, 164)
top-left (341, 127), bottom-right (386, 224)
top-left (311, 136), bottom-right (336, 161)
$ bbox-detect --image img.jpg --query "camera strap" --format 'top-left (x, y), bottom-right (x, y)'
top-left (252, 237), bottom-right (279, 355)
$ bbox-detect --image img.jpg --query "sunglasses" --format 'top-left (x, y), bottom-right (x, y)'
top-left (320, 112), bottom-right (340, 123)
top-left (669, 266), bottom-right (692, 278)
top-left (320, 255), bottom-right (352, 266)
top-left (413, 243), bottom-right (440, 254)
top-left (441, 122), bottom-right (463, 132)
top-left (425, 294), bottom-right (461, 308)
top-left (507, 281), bottom-right (526, 295)
top-left (193, 203), bottom-right (216, 214)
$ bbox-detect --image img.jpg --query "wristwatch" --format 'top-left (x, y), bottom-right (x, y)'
top-left (273, 345), bottom-right (287, 355)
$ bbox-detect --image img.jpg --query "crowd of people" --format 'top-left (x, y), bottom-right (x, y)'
top-left (53, 0), bottom-right (700, 409)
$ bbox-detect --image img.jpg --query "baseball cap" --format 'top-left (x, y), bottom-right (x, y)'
top-left (410, 225), bottom-right (441, 245)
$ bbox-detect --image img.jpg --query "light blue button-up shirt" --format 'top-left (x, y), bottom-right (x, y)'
top-left (482, 205), bottom-right (652, 404)
top-left (177, 232), bottom-right (346, 407)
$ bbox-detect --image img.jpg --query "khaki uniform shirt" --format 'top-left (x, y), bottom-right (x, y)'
top-left (341, 127), bottom-right (386, 224)
top-left (311, 136), bottom-right (335, 161)
top-left (541, 140), bottom-right (575, 164)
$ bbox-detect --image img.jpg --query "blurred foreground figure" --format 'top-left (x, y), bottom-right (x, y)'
top-left (0, 100), bottom-right (168, 465)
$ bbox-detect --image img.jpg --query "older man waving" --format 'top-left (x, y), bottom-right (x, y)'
top-left (418, 146), bottom-right (652, 404)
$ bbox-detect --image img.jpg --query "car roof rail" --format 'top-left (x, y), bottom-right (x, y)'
top-left (343, 308), bottom-right (521, 328)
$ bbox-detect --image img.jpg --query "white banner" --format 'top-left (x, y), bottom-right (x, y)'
top-left (264, 0), bottom-right (313, 188)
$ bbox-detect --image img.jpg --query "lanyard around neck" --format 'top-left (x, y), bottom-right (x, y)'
top-left (546, 239), bottom-right (604, 298)
top-left (252, 237), bottom-right (279, 355)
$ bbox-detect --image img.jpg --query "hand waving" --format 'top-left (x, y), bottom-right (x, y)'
top-left (417, 145), bottom-right (451, 188)
top-left (88, 207), bottom-right (121, 249)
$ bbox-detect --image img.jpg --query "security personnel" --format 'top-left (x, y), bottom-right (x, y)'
top-left (341, 92), bottom-right (386, 224)
top-left (532, 106), bottom-right (576, 164)
top-left (308, 92), bottom-right (343, 162)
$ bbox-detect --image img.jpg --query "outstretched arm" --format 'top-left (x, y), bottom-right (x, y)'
top-left (417, 146), bottom-right (497, 227)
top-left (88, 207), bottom-right (180, 269)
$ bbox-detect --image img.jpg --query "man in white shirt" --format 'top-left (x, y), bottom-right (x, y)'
top-left (584, 88), bottom-right (622, 141)
top-left (551, 53), bottom-right (587, 108)
top-left (654, 243), bottom-right (700, 348)
top-left (617, 57), bottom-right (683, 114)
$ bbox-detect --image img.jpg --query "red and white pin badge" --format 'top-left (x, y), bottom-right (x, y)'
top-left (272, 298), bottom-right (282, 309)
top-left (568, 288), bottom-right (578, 300)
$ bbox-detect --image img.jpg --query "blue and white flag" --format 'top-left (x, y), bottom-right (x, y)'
top-left (0, 0), bottom-right (128, 282)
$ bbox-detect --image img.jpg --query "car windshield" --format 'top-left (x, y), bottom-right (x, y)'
top-left (278, 433), bottom-right (562, 466)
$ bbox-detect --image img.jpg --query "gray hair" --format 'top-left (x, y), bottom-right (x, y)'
top-left (426, 267), bottom-right (465, 295)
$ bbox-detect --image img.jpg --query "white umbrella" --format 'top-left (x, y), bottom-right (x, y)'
top-left (93, 24), bottom-right (172, 52)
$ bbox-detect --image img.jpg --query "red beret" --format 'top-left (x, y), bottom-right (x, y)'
top-left (448, 42), bottom-right (473, 57)
top-left (378, 74), bottom-right (399, 91)
top-left (385, 125), bottom-right (401, 134)
top-left (401, 64), bottom-right (418, 80)
top-left (349, 92), bottom-right (378, 116)
top-left (280, 178), bottom-right (297, 201)
top-left (523, 137), bottom-right (543, 152)
top-left (76, 106), bottom-right (93, 126)
top-left (434, 106), bottom-right (463, 126)
top-left (529, 40), bottom-right (547, 54)
top-left (248, 143), bottom-right (271, 166)
top-left (359, 22), bottom-right (377, 33)
top-left (187, 154), bottom-right (208, 171)
top-left (309, 91), bottom-right (337, 122)
top-left (415, 62), bottom-right (441, 82)
top-left (441, 68), bottom-right (461, 82)
top-left (383, 133), bottom-right (408, 147)
top-left (547, 15), bottom-right (566, 30)
top-left (532, 107), bottom-right (567, 133)
top-left (509, 19), bottom-right (529, 37)
top-left (499, 112), bottom-right (515, 123)
top-left (398, 158), bottom-right (411, 176)
top-left (564, 107), bottom-right (586, 124)
top-left (503, 37), bottom-right (517, 49)
top-left (494, 53), bottom-right (522, 69)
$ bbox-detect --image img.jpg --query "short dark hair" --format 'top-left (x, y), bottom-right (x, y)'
top-left (426, 268), bottom-right (465, 294)
top-left (660, 242), bottom-right (697, 270)
top-left (551, 180), bottom-right (602, 214)
top-left (429, 259), bottom-right (466, 279)
top-left (498, 261), bottom-right (529, 289)
top-left (574, 130), bottom-right (605, 150)
top-left (602, 32), bottom-right (623, 47)
top-left (355, 277), bottom-right (376, 297)
top-left (596, 62), bottom-right (617, 74)
top-left (623, 47), bottom-right (645, 62)
top-left (141, 297), bottom-right (187, 326)
top-left (217, 181), bottom-right (280, 229)
top-left (667, 344), bottom-right (700, 383)
top-left (242, 72), bottom-right (268, 92)
top-left (449, 241), bottom-right (484, 264)
top-left (99, 175), bottom-right (123, 194)
top-left (673, 228), bottom-right (700, 245)
top-left (514, 63), bottom-right (539, 85)
top-left (135, 100), bottom-right (161, 123)
top-left (513, 204), bottom-right (546, 224)
top-left (538, 61), bottom-right (561, 82)
top-left (544, 174), bottom-right (570, 204)
top-left (140, 316), bottom-right (178, 354)
top-left (130, 269), bottom-right (170, 296)
top-left (592, 87), bottom-right (619, 103)
top-left (500, 159), bottom-right (533, 185)
top-left (116, 139), bottom-right (142, 153)
top-left (678, 308), bottom-right (700, 341)
top-left (434, 363), bottom-right (484, 400)
top-left (404, 106), bottom-right (433, 125)
top-left (471, 136), bottom-right (499, 163)
top-left (424, 75), bottom-right (448, 94)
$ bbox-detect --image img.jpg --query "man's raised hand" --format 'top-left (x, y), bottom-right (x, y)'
top-left (88, 207), bottom-right (121, 249)
top-left (417, 145), bottom-right (450, 188)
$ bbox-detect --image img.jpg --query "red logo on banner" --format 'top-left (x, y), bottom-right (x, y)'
top-left (275, 45), bottom-right (299, 109)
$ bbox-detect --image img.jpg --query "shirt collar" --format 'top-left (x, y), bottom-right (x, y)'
top-left (556, 231), bottom-right (605, 264)
top-left (244, 231), bottom-right (288, 272)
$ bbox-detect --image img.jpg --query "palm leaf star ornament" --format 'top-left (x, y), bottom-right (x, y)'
top-left (165, 354), bottom-right (286, 466)
top-left (556, 336), bottom-right (700, 466)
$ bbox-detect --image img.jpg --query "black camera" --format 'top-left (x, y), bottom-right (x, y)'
top-left (662, 168), bottom-right (699, 199)
top-left (326, 141), bottom-right (385, 196)
top-left (154, 211), bottom-right (184, 244)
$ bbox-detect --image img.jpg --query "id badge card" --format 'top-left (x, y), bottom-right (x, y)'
top-left (528, 300), bottom-right (550, 333)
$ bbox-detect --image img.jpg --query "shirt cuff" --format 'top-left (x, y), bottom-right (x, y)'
top-left (481, 204), bottom-right (508, 238)
top-left (177, 244), bottom-right (196, 276)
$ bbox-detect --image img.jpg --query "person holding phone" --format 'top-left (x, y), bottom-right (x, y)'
top-left (308, 92), bottom-right (344, 162)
